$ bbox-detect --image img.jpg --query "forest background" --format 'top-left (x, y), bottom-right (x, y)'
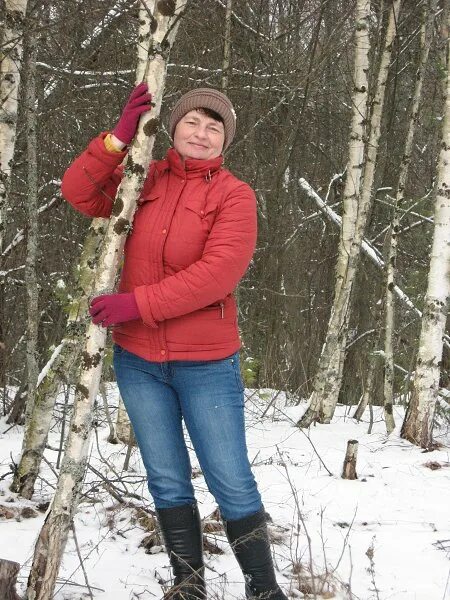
top-left (2, 0), bottom-right (449, 419)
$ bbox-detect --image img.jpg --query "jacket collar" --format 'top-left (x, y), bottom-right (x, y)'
top-left (162, 147), bottom-right (223, 180)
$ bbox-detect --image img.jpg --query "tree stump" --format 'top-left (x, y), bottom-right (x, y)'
top-left (342, 439), bottom-right (358, 480)
top-left (0, 559), bottom-right (21, 600)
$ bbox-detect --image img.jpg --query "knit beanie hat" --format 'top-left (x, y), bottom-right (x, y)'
top-left (169, 88), bottom-right (236, 152)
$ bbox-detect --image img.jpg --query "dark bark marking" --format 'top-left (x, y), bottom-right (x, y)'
top-left (143, 117), bottom-right (160, 137)
top-left (76, 383), bottom-right (89, 398)
top-left (111, 197), bottom-right (124, 216)
top-left (113, 218), bottom-right (131, 235)
top-left (157, 0), bottom-right (176, 16)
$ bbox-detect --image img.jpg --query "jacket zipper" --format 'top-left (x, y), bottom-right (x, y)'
top-left (202, 302), bottom-right (225, 318)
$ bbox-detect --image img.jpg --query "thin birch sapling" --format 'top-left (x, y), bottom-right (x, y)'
top-left (383, 1), bottom-right (435, 434)
top-left (26, 3), bottom-right (188, 599)
top-left (401, 5), bottom-right (450, 449)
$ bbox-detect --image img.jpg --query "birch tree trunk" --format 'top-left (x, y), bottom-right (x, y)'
top-left (298, 0), bottom-right (402, 427)
top-left (0, 0), bottom-right (29, 397)
top-left (112, 0), bottom-right (155, 448)
top-left (11, 219), bottom-right (106, 498)
top-left (24, 22), bottom-right (40, 436)
top-left (383, 2), bottom-right (434, 434)
top-left (26, 2), bottom-right (188, 598)
top-left (13, 0), bottom-right (155, 496)
top-left (297, 0), bottom-right (371, 426)
top-left (401, 6), bottom-right (450, 449)
top-left (0, 0), bottom-right (28, 251)
top-left (222, 0), bottom-right (233, 93)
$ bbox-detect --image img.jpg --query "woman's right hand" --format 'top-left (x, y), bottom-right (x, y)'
top-left (112, 82), bottom-right (152, 145)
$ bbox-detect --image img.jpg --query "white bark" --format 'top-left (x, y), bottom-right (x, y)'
top-left (11, 220), bottom-right (105, 498)
top-left (401, 8), bottom-right (450, 448)
top-left (136, 0), bottom-right (155, 82)
top-left (0, 0), bottom-right (28, 251)
top-left (383, 3), bottom-right (434, 434)
top-left (113, 0), bottom-right (155, 448)
top-left (26, 3), bottom-right (188, 598)
top-left (299, 0), bottom-right (402, 427)
top-left (353, 352), bottom-right (378, 421)
top-left (298, 0), bottom-right (371, 426)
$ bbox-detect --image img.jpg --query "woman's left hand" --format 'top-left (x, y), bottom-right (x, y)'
top-left (89, 293), bottom-right (141, 327)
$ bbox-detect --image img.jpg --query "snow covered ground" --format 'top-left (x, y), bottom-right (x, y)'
top-left (0, 386), bottom-right (449, 600)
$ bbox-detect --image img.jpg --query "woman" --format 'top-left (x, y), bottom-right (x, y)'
top-left (61, 84), bottom-right (287, 600)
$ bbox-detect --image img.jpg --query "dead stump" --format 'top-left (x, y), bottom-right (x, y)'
top-left (0, 559), bottom-right (22, 600)
top-left (342, 439), bottom-right (358, 480)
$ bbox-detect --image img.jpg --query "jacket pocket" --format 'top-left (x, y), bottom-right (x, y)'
top-left (138, 192), bottom-right (159, 206)
top-left (184, 196), bottom-right (218, 219)
top-left (180, 197), bottom-right (218, 247)
top-left (200, 301), bottom-right (225, 319)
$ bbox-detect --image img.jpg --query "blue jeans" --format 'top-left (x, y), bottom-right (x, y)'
top-left (113, 345), bottom-right (262, 520)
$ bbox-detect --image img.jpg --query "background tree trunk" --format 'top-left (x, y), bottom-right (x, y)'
top-left (0, 0), bottom-right (28, 249)
top-left (298, 0), bottom-right (372, 426)
top-left (0, 0), bottom-right (29, 401)
top-left (24, 15), bottom-right (39, 439)
top-left (221, 0), bottom-right (233, 93)
top-left (299, 0), bottom-right (402, 426)
top-left (401, 5), bottom-right (450, 448)
top-left (383, 1), bottom-right (434, 434)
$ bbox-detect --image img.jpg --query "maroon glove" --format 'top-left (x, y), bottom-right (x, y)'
top-left (112, 82), bottom-right (152, 145)
top-left (89, 293), bottom-right (141, 327)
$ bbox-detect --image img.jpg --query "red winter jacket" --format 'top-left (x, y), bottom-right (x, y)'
top-left (61, 133), bottom-right (257, 362)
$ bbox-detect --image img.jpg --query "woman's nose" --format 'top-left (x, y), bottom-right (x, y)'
top-left (194, 126), bottom-right (208, 139)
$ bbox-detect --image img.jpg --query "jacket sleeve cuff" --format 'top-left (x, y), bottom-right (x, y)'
top-left (88, 132), bottom-right (128, 164)
top-left (104, 133), bottom-right (126, 153)
top-left (134, 286), bottom-right (159, 328)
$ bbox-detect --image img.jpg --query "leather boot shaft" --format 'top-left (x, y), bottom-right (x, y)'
top-left (224, 507), bottom-right (287, 599)
top-left (157, 503), bottom-right (206, 599)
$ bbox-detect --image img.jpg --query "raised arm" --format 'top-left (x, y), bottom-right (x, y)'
top-left (61, 83), bottom-right (152, 218)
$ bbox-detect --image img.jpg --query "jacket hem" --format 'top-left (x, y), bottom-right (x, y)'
top-left (112, 332), bottom-right (241, 362)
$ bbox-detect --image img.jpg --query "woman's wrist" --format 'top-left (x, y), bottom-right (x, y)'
top-left (110, 133), bottom-right (127, 150)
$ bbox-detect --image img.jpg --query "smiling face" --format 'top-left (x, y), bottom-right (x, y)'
top-left (173, 109), bottom-right (225, 161)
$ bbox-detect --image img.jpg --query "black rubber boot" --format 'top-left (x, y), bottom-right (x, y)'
top-left (156, 503), bottom-right (206, 599)
top-left (224, 507), bottom-right (287, 599)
